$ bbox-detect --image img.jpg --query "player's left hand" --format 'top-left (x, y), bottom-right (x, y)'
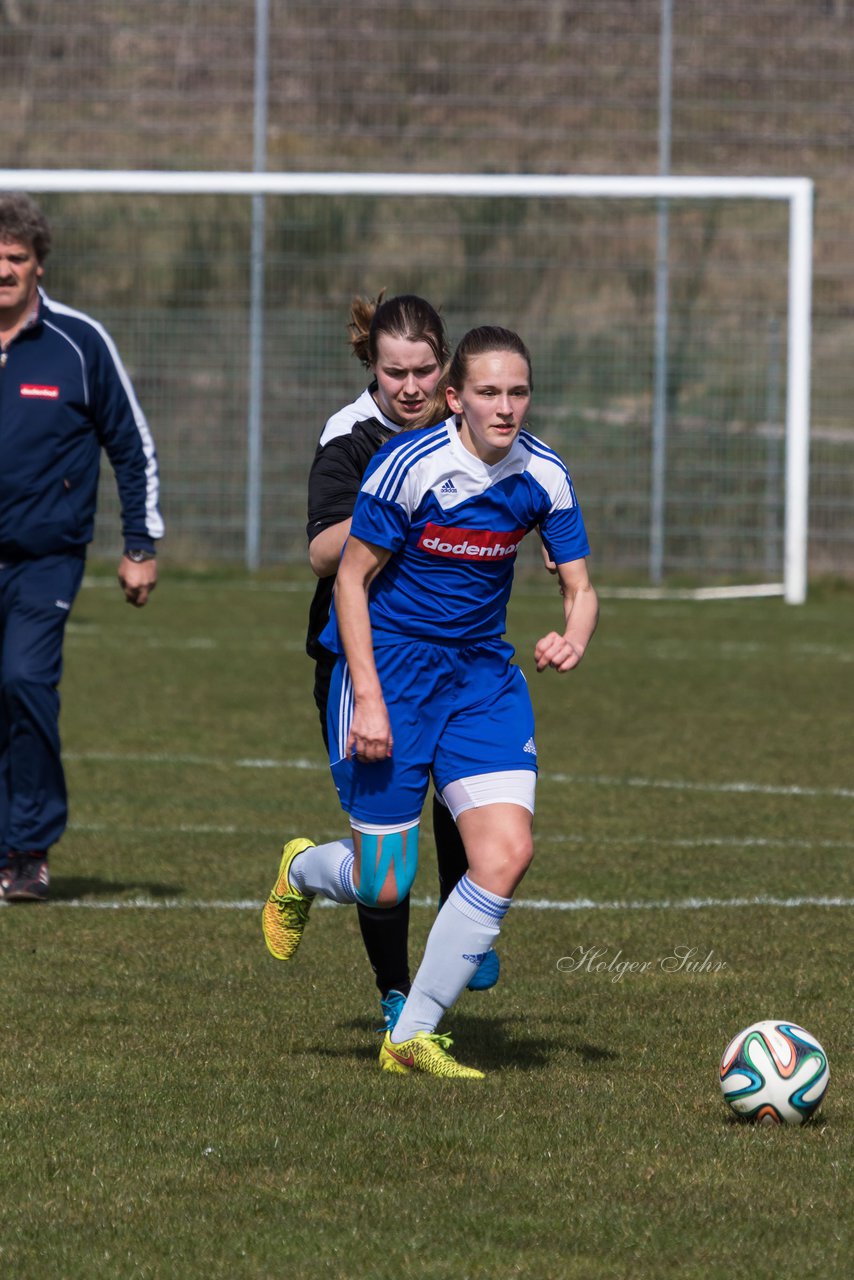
top-left (118, 556), bottom-right (158, 608)
top-left (534, 631), bottom-right (584, 673)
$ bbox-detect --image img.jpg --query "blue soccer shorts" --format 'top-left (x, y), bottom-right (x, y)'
top-left (327, 636), bottom-right (537, 826)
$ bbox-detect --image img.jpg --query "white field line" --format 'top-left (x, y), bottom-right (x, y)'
top-left (547, 772), bottom-right (854, 800)
top-left (81, 576), bottom-right (312, 593)
top-left (65, 819), bottom-right (854, 853)
top-left (11, 894), bottom-right (853, 913)
top-left (73, 577), bottom-right (854, 662)
top-left (63, 750), bottom-right (854, 802)
top-left (67, 615), bottom-right (854, 665)
top-left (594, 637), bottom-right (854, 663)
top-left (76, 576), bottom-right (790, 604)
top-left (65, 630), bottom-right (309, 653)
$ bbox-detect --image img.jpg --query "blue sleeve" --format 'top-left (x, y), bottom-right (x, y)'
top-left (350, 489), bottom-right (411, 554)
top-left (539, 501), bottom-right (590, 564)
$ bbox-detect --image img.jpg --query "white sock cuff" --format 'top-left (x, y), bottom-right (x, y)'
top-left (449, 875), bottom-right (511, 927)
top-left (290, 839), bottom-right (356, 903)
top-left (339, 849), bottom-right (355, 899)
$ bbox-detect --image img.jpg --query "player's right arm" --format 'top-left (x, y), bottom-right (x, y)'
top-left (334, 534), bottom-right (393, 761)
top-left (309, 517), bottom-right (352, 576)
top-left (307, 425), bottom-right (379, 578)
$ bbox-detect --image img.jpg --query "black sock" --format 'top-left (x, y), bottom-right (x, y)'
top-left (433, 793), bottom-right (469, 906)
top-left (356, 897), bottom-right (412, 998)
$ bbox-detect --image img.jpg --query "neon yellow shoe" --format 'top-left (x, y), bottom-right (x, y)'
top-left (379, 1030), bottom-right (485, 1079)
top-left (262, 838), bottom-right (315, 960)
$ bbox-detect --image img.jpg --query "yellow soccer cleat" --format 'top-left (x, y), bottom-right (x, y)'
top-left (262, 838), bottom-right (315, 960)
top-left (379, 1030), bottom-right (485, 1079)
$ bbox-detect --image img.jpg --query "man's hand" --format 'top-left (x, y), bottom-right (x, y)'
top-left (118, 555), bottom-right (158, 607)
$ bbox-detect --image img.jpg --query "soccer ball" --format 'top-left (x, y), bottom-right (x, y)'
top-left (719, 1020), bottom-right (830, 1125)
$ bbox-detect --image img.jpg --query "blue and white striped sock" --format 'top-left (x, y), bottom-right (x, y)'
top-left (289, 840), bottom-right (356, 904)
top-left (390, 875), bottom-right (511, 1043)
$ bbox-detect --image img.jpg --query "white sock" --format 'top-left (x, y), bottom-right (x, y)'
top-left (390, 875), bottom-right (511, 1043)
top-left (289, 839), bottom-right (356, 904)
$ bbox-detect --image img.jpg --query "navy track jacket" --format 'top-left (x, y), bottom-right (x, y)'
top-left (0, 290), bottom-right (163, 560)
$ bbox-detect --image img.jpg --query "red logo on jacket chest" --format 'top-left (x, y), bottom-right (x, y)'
top-left (417, 521), bottom-right (526, 561)
top-left (20, 384), bottom-right (60, 399)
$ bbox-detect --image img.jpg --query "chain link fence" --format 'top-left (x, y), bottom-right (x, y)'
top-left (1, 1), bottom-right (852, 579)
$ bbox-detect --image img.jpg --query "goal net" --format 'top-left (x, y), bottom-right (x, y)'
top-left (0, 170), bottom-right (813, 602)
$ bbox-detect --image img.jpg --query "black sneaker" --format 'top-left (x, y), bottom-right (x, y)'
top-left (0, 859), bottom-right (17, 900)
top-left (5, 854), bottom-right (49, 902)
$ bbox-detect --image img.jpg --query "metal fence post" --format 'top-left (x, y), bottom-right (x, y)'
top-left (246, 0), bottom-right (269, 571)
top-left (650, 0), bottom-right (673, 585)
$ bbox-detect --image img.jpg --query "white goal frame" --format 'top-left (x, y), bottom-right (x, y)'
top-left (0, 169), bottom-right (813, 603)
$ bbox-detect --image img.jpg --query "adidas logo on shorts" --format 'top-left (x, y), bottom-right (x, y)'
top-left (523, 737), bottom-right (537, 755)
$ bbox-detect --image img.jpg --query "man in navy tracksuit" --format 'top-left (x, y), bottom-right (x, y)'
top-left (0, 192), bottom-right (163, 903)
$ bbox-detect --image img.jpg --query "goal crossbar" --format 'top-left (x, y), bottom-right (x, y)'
top-left (0, 169), bottom-right (813, 602)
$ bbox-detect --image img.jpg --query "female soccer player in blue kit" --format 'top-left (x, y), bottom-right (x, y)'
top-left (264, 294), bottom-right (499, 1030)
top-left (264, 325), bottom-right (598, 1077)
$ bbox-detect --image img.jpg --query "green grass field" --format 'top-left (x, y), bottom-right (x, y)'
top-left (2, 570), bottom-right (852, 1280)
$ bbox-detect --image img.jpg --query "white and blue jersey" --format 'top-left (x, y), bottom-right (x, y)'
top-left (319, 417), bottom-right (589, 652)
top-left (323, 418), bottom-right (591, 826)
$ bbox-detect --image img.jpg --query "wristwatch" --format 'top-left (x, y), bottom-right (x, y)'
top-left (125, 548), bottom-right (157, 563)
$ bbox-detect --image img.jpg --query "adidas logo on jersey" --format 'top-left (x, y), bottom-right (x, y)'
top-left (523, 737), bottom-right (537, 755)
top-left (439, 478), bottom-right (458, 495)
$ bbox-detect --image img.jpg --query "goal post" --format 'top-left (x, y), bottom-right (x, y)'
top-left (0, 169), bottom-right (813, 603)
